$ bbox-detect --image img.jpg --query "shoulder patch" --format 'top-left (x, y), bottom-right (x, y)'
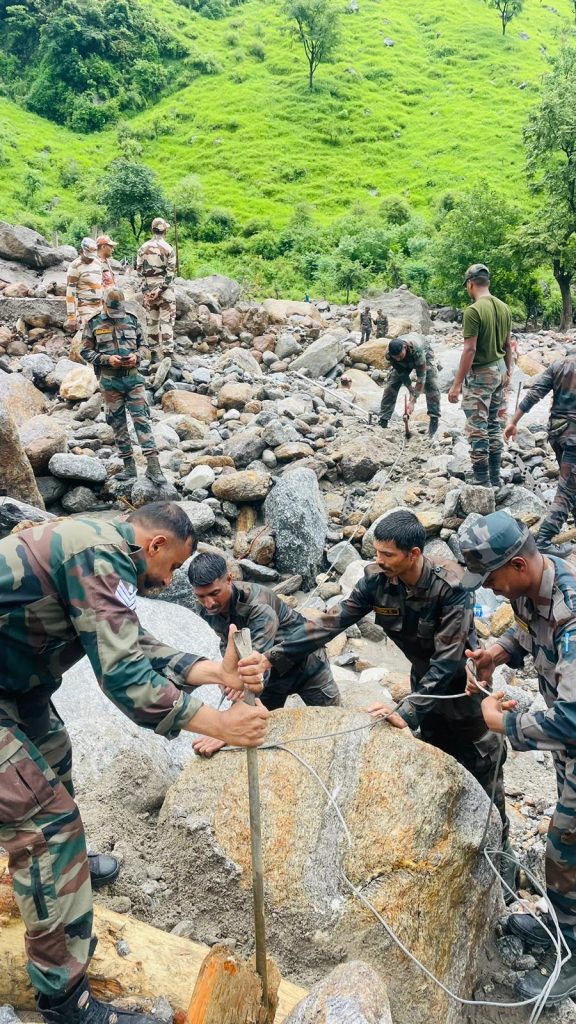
top-left (115, 580), bottom-right (137, 610)
top-left (433, 560), bottom-right (465, 589)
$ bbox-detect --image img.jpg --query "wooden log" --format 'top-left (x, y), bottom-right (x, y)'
top-left (186, 945), bottom-right (280, 1024)
top-left (0, 860), bottom-right (304, 1021)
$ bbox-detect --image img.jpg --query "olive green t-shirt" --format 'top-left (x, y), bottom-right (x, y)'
top-left (463, 295), bottom-right (511, 367)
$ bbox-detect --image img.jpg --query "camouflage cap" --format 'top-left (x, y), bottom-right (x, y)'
top-left (104, 287), bottom-right (126, 319)
top-left (96, 234), bottom-right (117, 248)
top-left (152, 217), bottom-right (170, 232)
top-left (388, 338), bottom-right (406, 358)
top-left (459, 511), bottom-right (531, 590)
top-left (463, 262), bottom-right (490, 285)
top-left (80, 236), bottom-right (97, 254)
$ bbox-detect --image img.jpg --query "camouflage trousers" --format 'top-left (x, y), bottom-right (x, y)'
top-left (0, 696), bottom-right (93, 997)
top-left (263, 651), bottom-right (341, 712)
top-left (100, 370), bottom-right (157, 459)
top-left (419, 711), bottom-right (509, 843)
top-left (146, 287), bottom-right (176, 360)
top-left (547, 751), bottom-right (576, 948)
top-left (538, 436), bottom-right (576, 542)
top-left (462, 360), bottom-right (507, 470)
top-left (380, 358), bottom-right (441, 422)
top-left (360, 327), bottom-right (372, 344)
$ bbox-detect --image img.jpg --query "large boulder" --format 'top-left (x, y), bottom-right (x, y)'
top-left (350, 339), bottom-right (390, 370)
top-left (161, 391), bottom-right (217, 423)
top-left (0, 296), bottom-right (67, 329)
top-left (0, 222), bottom-right (74, 269)
top-left (211, 470), bottom-right (271, 503)
top-left (178, 274), bottom-right (242, 313)
top-left (215, 347), bottom-right (262, 377)
top-left (290, 327), bottom-right (349, 377)
top-left (285, 962), bottom-right (393, 1024)
top-left (263, 299), bottom-right (323, 324)
top-left (359, 287), bottom-right (432, 334)
top-left (154, 708), bottom-right (501, 1024)
top-left (337, 434), bottom-right (397, 484)
top-left (19, 415), bottom-right (67, 474)
top-left (0, 368), bottom-right (48, 423)
top-left (59, 365), bottom-right (98, 401)
top-left (0, 408), bottom-right (45, 509)
top-left (222, 429), bottom-right (266, 469)
top-left (0, 496), bottom-right (53, 534)
top-left (264, 468), bottom-right (327, 584)
top-left (48, 453), bottom-right (107, 484)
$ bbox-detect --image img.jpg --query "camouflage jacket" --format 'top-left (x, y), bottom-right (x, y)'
top-left (100, 258), bottom-right (116, 289)
top-left (136, 237), bottom-right (176, 293)
top-left (500, 555), bottom-right (576, 756)
top-left (267, 558), bottom-right (480, 728)
top-left (360, 309), bottom-right (373, 328)
top-left (66, 256), bottom-right (103, 318)
top-left (386, 338), bottom-right (430, 400)
top-left (0, 517), bottom-right (204, 737)
top-left (375, 314), bottom-right (389, 337)
top-left (196, 582), bottom-right (327, 686)
top-left (81, 311), bottom-right (145, 372)
top-left (518, 358), bottom-right (576, 439)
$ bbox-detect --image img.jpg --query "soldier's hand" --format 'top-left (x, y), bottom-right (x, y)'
top-left (219, 699), bottom-right (269, 747)
top-left (465, 648), bottom-right (495, 693)
top-left (218, 684), bottom-right (245, 704)
top-left (367, 702), bottom-right (408, 729)
top-left (193, 735), bottom-right (226, 758)
top-left (503, 422), bottom-right (517, 443)
top-left (448, 383), bottom-right (462, 404)
top-left (122, 354), bottom-right (138, 367)
top-left (220, 625), bottom-right (265, 695)
top-left (109, 355), bottom-right (123, 368)
top-left (481, 692), bottom-right (516, 734)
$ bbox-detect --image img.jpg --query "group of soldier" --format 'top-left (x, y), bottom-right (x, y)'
top-left (65, 218), bottom-right (177, 486)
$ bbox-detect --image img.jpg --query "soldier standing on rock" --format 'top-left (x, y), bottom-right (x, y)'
top-left (462, 511), bottom-right (576, 1006)
top-left (136, 217), bottom-right (176, 365)
top-left (375, 309), bottom-right (389, 338)
top-left (96, 234), bottom-right (118, 289)
top-left (504, 358), bottom-right (576, 558)
top-left (448, 263), bottom-right (513, 489)
top-left (65, 237), bottom-right (103, 331)
top-left (188, 553), bottom-right (341, 757)
top-left (80, 288), bottom-right (166, 486)
top-left (0, 502), bottom-right (268, 1024)
top-left (379, 336), bottom-right (441, 437)
top-left (360, 306), bottom-right (373, 344)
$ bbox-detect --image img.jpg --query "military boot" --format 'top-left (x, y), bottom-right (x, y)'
top-left (116, 457), bottom-right (137, 482)
top-left (379, 418), bottom-right (389, 429)
top-left (428, 417), bottom-right (439, 437)
top-left (472, 462), bottom-right (491, 487)
top-left (145, 454), bottom-right (167, 487)
top-left (537, 520), bottom-right (573, 559)
top-left (37, 976), bottom-right (159, 1024)
top-left (515, 949), bottom-right (576, 1004)
top-left (489, 453), bottom-right (502, 488)
top-left (88, 853), bottom-right (120, 890)
top-left (507, 911), bottom-right (554, 948)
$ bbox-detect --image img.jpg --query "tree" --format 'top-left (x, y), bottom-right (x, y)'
top-left (523, 44), bottom-right (576, 330)
top-left (99, 159), bottom-right (168, 240)
top-left (484, 0), bottom-right (523, 35)
top-left (284, 0), bottom-right (340, 91)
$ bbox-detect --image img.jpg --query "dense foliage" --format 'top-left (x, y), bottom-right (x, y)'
top-left (0, 0), bottom-right (187, 130)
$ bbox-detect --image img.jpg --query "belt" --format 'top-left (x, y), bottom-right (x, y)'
top-left (101, 367), bottom-right (139, 377)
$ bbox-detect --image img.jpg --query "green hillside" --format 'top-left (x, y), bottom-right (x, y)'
top-left (0, 0), bottom-right (574, 304)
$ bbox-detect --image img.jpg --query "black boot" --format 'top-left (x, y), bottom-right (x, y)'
top-left (116, 457), bottom-right (137, 482)
top-left (472, 463), bottom-right (491, 487)
top-left (37, 976), bottom-right (159, 1024)
top-left (488, 453), bottom-right (502, 488)
top-left (428, 417), bottom-right (439, 437)
top-left (515, 949), bottom-right (576, 1004)
top-left (537, 520), bottom-right (573, 558)
top-left (145, 454), bottom-right (167, 487)
top-left (379, 417), bottom-right (389, 429)
top-left (88, 853), bottom-right (120, 890)
top-left (507, 911), bottom-right (554, 948)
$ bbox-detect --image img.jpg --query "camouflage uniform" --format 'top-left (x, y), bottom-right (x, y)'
top-left (360, 309), bottom-right (373, 344)
top-left (380, 337), bottom-right (441, 422)
top-left (267, 558), bottom-right (508, 829)
top-left (461, 296), bottom-right (511, 484)
top-left (0, 517), bottom-right (205, 997)
top-left (517, 359), bottom-right (576, 543)
top-left (136, 237), bottom-right (176, 360)
top-left (375, 312), bottom-right (389, 338)
top-left (196, 582), bottom-right (340, 710)
top-left (81, 311), bottom-right (158, 459)
top-left (100, 258), bottom-right (116, 290)
top-left (65, 257), bottom-right (103, 326)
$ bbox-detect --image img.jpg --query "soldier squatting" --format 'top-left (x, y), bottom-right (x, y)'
top-left (4, 257), bottom-right (576, 1015)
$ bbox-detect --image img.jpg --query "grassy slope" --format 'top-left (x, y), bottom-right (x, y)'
top-left (0, 0), bottom-right (573, 234)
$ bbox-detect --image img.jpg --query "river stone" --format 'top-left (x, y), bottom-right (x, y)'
top-left (181, 465), bottom-right (216, 493)
top-left (360, 288), bottom-right (431, 334)
top-left (20, 353), bottom-right (55, 386)
top-left (217, 382), bottom-right (253, 410)
top-left (49, 453), bottom-right (107, 484)
top-left (36, 476), bottom-right (67, 506)
top-left (130, 477), bottom-right (179, 507)
top-left (155, 707), bottom-right (502, 1024)
top-left (326, 540), bottom-right (362, 573)
top-left (0, 221), bottom-right (73, 269)
top-left (0, 497), bottom-right (53, 533)
top-left (500, 485), bottom-right (547, 524)
top-left (215, 347), bottom-right (262, 377)
top-left (457, 484), bottom-right (496, 518)
top-left (61, 486), bottom-right (99, 514)
top-left (19, 415), bottom-right (67, 474)
top-left (0, 367), bottom-right (48, 423)
top-left (221, 429), bottom-right (266, 469)
top-left (211, 470), bottom-right (271, 503)
top-left (339, 434), bottom-right (396, 484)
top-left (59, 365), bottom-right (98, 401)
top-left (161, 391), bottom-right (217, 423)
top-left (285, 961), bottom-right (393, 1024)
top-left (177, 500), bottom-right (217, 535)
top-left (0, 408), bottom-right (45, 509)
top-left (265, 468), bottom-right (327, 585)
top-left (291, 327), bottom-right (349, 377)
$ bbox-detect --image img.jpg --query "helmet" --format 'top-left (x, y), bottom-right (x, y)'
top-left (96, 234), bottom-right (117, 248)
top-left (80, 236), bottom-right (97, 254)
top-left (463, 263), bottom-right (490, 285)
top-left (151, 217), bottom-right (170, 233)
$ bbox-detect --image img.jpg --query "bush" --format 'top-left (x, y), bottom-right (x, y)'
top-left (59, 159), bottom-right (81, 188)
top-left (379, 195), bottom-right (412, 225)
top-left (249, 42), bottom-right (266, 61)
top-left (198, 207), bottom-right (238, 242)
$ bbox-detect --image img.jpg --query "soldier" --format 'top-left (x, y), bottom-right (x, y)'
top-left (448, 263), bottom-right (513, 488)
top-left (360, 306), bottom-right (373, 343)
top-left (504, 357), bottom-right (576, 557)
top-left (65, 237), bottom-right (103, 331)
top-left (261, 509), bottom-right (515, 895)
top-left (375, 309), bottom-right (389, 338)
top-left (379, 335), bottom-right (441, 437)
top-left (461, 511), bottom-right (576, 1004)
top-left (81, 288), bottom-right (166, 486)
top-left (96, 234), bottom-right (118, 289)
top-left (0, 502), bottom-right (268, 1024)
top-left (136, 217), bottom-right (176, 364)
top-left (188, 553), bottom-right (341, 757)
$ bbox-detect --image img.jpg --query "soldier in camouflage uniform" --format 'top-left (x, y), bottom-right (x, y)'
top-left (65, 238), bottom-right (103, 330)
top-left (379, 336), bottom-right (441, 437)
top-left (461, 511), bottom-right (576, 1004)
top-left (0, 503), bottom-right (268, 1024)
top-left (81, 288), bottom-right (166, 486)
top-left (188, 553), bottom-right (340, 757)
top-left (263, 510), bottom-right (514, 888)
top-left (448, 263), bottom-right (513, 487)
top-left (136, 217), bottom-right (176, 364)
top-left (96, 235), bottom-right (117, 289)
top-left (375, 309), bottom-right (389, 338)
top-left (360, 306), bottom-right (373, 343)
top-left (505, 357), bottom-right (576, 558)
